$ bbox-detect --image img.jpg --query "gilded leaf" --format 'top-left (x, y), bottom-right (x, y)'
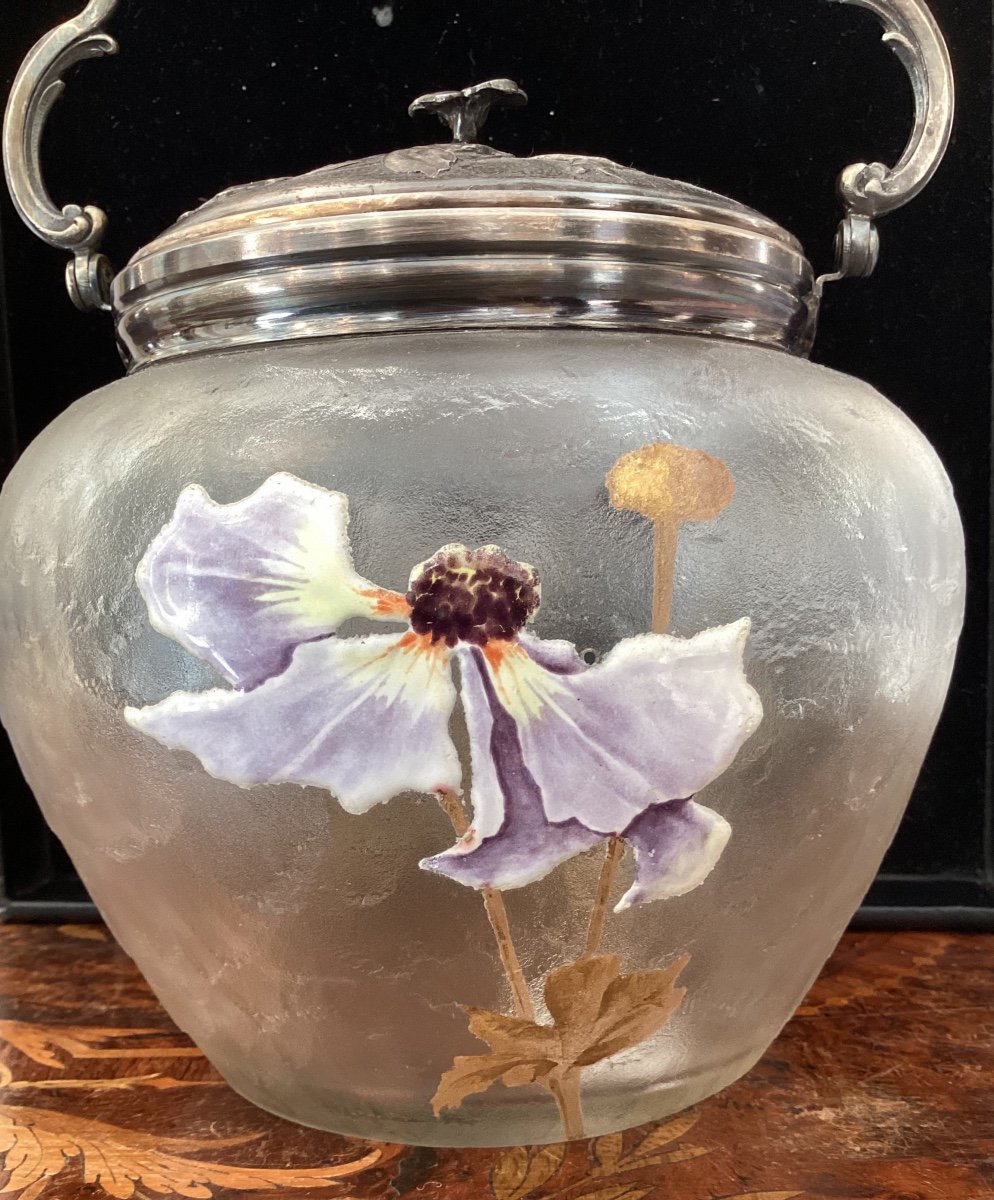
top-left (591, 1131), bottom-right (624, 1173)
top-left (465, 1007), bottom-right (561, 1061)
top-left (435, 954), bottom-right (689, 1121)
top-left (544, 957), bottom-right (622, 1063)
top-left (491, 1142), bottom-right (566, 1200)
top-left (432, 1007), bottom-right (561, 1116)
top-left (576, 955), bottom-right (688, 1068)
top-left (0, 1104), bottom-right (388, 1199)
top-left (432, 1049), bottom-right (556, 1116)
top-left (623, 1110), bottom-right (699, 1161)
top-left (502, 1063), bottom-right (547, 1087)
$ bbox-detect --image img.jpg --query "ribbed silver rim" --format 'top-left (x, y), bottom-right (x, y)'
top-left (114, 184), bottom-right (814, 368)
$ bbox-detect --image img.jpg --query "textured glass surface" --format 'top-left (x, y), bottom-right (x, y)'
top-left (0, 331), bottom-right (965, 1145)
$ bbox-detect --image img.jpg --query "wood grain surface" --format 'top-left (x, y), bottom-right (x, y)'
top-left (0, 925), bottom-right (990, 1200)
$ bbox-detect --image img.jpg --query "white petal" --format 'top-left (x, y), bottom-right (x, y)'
top-left (126, 632), bottom-right (460, 813)
top-left (137, 473), bottom-right (408, 689)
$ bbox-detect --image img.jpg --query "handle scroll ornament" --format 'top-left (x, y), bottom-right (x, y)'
top-left (2, 0), bottom-right (119, 311)
top-left (820, 0), bottom-right (954, 284)
top-left (1, 0), bottom-right (954, 321)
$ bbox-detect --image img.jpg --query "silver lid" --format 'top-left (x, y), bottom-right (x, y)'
top-left (113, 143), bottom-right (814, 368)
top-left (3, 1), bottom-right (956, 367)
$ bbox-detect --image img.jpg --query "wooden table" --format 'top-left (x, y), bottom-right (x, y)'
top-left (0, 925), bottom-right (990, 1200)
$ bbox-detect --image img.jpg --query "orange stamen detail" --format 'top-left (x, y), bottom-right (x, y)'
top-left (360, 588), bottom-right (412, 619)
top-left (483, 639), bottom-right (522, 673)
top-left (393, 630), bottom-right (433, 655)
top-left (368, 630), bottom-right (440, 669)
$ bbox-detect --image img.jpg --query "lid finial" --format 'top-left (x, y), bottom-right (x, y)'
top-left (408, 78), bottom-right (527, 144)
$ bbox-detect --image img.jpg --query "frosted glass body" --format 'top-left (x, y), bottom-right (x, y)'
top-left (0, 332), bottom-right (964, 1145)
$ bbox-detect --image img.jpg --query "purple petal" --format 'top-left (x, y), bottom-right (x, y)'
top-left (616, 799), bottom-right (731, 910)
top-left (420, 646), bottom-right (600, 890)
top-left (488, 619), bottom-right (761, 834)
top-left (125, 633), bottom-right (460, 813)
top-left (137, 473), bottom-right (408, 690)
top-left (517, 632), bottom-right (587, 675)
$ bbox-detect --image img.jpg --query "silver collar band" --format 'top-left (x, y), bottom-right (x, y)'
top-left (114, 145), bottom-right (814, 369)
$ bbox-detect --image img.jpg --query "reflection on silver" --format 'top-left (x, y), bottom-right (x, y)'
top-left (2, 0), bottom-right (955, 356)
top-left (824, 0), bottom-right (954, 280)
top-left (114, 156), bottom-right (814, 369)
top-left (408, 79), bottom-right (528, 145)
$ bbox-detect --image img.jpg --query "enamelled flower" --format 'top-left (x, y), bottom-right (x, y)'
top-left (125, 474), bottom-right (762, 909)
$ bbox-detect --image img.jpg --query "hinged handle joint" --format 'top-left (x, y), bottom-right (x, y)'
top-left (3, 0), bottom-right (119, 312)
top-left (2, 0), bottom-right (955, 322)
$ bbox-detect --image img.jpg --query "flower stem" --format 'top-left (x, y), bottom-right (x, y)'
top-left (480, 888), bottom-right (535, 1022)
top-left (437, 789), bottom-right (584, 1137)
top-left (582, 511), bottom-right (677, 963)
top-left (652, 517), bottom-right (679, 634)
top-left (582, 507), bottom-right (678, 962)
top-left (584, 836), bottom-right (625, 958)
top-left (551, 1069), bottom-right (585, 1140)
top-left (436, 791), bottom-right (535, 1022)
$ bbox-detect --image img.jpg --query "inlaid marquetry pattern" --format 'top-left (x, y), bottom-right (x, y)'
top-left (0, 924), bottom-right (991, 1198)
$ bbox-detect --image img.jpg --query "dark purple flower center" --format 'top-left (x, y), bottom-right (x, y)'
top-left (407, 545), bottom-right (540, 647)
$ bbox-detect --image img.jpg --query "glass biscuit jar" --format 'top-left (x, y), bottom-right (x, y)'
top-left (0, 0), bottom-right (964, 1146)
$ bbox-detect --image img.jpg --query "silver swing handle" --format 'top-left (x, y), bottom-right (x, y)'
top-left (2, 0), bottom-right (955, 313)
top-left (825, 0), bottom-right (955, 281)
top-left (3, 0), bottom-right (119, 312)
